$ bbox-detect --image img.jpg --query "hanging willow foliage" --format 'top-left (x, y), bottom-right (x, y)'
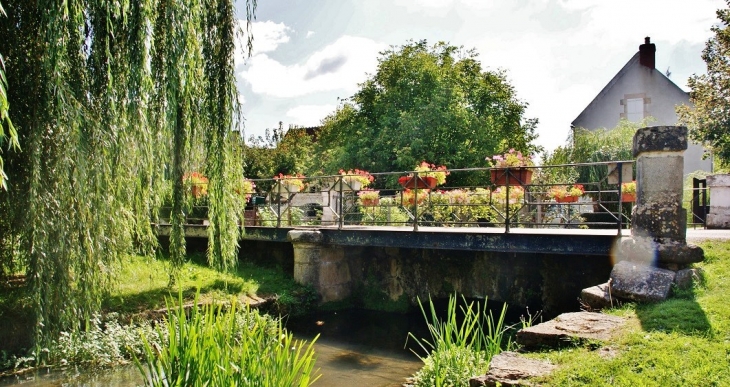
top-left (0, 0), bottom-right (255, 349)
top-left (0, 1), bottom-right (19, 191)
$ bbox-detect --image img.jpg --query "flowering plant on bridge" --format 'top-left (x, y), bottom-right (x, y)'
top-left (339, 169), bottom-right (374, 188)
top-left (400, 189), bottom-right (428, 206)
top-left (237, 178), bottom-right (256, 201)
top-left (274, 173), bottom-right (305, 192)
top-left (548, 184), bottom-right (585, 200)
top-left (357, 189), bottom-right (380, 206)
top-left (488, 149), bottom-right (534, 168)
top-left (184, 172), bottom-right (208, 198)
top-left (621, 180), bottom-right (636, 194)
top-left (492, 186), bottom-right (524, 204)
top-left (413, 161), bottom-right (449, 185)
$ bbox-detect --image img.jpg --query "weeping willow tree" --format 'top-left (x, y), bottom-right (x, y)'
top-left (0, 0), bottom-right (255, 348)
top-left (0, 1), bottom-right (19, 191)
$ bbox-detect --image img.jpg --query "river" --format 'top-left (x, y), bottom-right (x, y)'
top-left (0, 309), bottom-right (427, 387)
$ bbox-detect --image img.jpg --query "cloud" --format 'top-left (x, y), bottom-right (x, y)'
top-left (286, 104), bottom-right (337, 126)
top-left (306, 30), bottom-right (315, 38)
top-left (240, 35), bottom-right (386, 98)
top-left (304, 55), bottom-right (348, 80)
top-left (235, 20), bottom-right (292, 67)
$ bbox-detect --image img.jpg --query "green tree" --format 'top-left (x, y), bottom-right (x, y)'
top-left (243, 124), bottom-right (315, 184)
top-left (677, 1), bottom-right (730, 165)
top-left (314, 40), bottom-right (540, 186)
top-left (0, 0), bottom-right (256, 349)
top-left (0, 1), bottom-right (19, 191)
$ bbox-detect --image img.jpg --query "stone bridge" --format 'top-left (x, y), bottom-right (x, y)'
top-left (163, 126), bottom-right (721, 316)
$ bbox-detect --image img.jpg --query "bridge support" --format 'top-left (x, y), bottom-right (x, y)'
top-left (288, 230), bottom-right (352, 303)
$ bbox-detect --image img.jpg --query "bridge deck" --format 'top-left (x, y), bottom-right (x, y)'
top-left (163, 224), bottom-right (727, 257)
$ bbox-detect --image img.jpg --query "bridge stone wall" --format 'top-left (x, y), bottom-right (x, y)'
top-left (285, 230), bottom-right (611, 317)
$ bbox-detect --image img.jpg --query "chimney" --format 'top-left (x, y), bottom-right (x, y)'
top-left (639, 36), bottom-right (656, 69)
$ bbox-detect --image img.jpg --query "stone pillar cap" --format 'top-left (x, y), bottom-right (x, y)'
top-left (633, 126), bottom-right (688, 157)
top-left (707, 173), bottom-right (730, 187)
top-left (287, 230), bottom-right (323, 244)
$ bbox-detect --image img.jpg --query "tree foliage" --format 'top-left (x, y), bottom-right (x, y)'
top-left (243, 124), bottom-right (315, 183)
top-left (541, 118), bottom-right (649, 186)
top-left (313, 40), bottom-right (540, 186)
top-left (0, 1), bottom-right (19, 191)
top-left (677, 1), bottom-right (730, 165)
top-left (0, 0), bottom-right (255, 348)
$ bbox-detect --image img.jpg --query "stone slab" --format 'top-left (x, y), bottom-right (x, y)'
top-left (469, 351), bottom-right (556, 387)
top-left (633, 126), bottom-right (688, 156)
top-left (610, 261), bottom-right (675, 302)
top-left (287, 229), bottom-right (323, 243)
top-left (516, 312), bottom-right (625, 349)
top-left (618, 238), bottom-right (704, 265)
top-left (580, 282), bottom-right (620, 311)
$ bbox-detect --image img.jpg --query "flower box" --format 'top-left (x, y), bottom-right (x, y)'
top-left (331, 180), bottom-right (363, 191)
top-left (490, 168), bottom-right (533, 186)
top-left (555, 195), bottom-right (579, 203)
top-left (399, 176), bottom-right (438, 189)
top-left (621, 193), bottom-right (636, 203)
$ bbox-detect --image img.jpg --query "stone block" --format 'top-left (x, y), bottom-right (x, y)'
top-left (516, 312), bottom-right (625, 349)
top-left (287, 230), bottom-right (323, 244)
top-left (633, 126), bottom-right (688, 157)
top-left (707, 174), bottom-right (730, 208)
top-left (656, 242), bottom-right (704, 265)
top-left (609, 261), bottom-right (675, 302)
top-left (632, 205), bottom-right (686, 242)
top-left (674, 267), bottom-right (703, 291)
top-left (635, 155), bottom-right (685, 201)
top-left (469, 351), bottom-right (556, 387)
top-left (581, 283), bottom-right (619, 311)
top-left (707, 213), bottom-right (730, 230)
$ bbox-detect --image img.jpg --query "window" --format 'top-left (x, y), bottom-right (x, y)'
top-left (626, 98), bottom-right (644, 122)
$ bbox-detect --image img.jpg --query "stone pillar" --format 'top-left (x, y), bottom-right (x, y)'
top-left (288, 230), bottom-right (351, 303)
top-left (289, 230), bottom-right (323, 286)
top-left (632, 126), bottom-right (687, 243)
top-left (622, 126), bottom-right (703, 267)
top-left (706, 174), bottom-right (730, 229)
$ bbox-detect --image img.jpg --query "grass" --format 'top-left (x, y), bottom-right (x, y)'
top-left (533, 239), bottom-right (730, 386)
top-left (103, 252), bottom-right (316, 316)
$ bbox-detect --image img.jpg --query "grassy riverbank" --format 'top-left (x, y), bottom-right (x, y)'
top-left (533, 239), bottom-right (730, 386)
top-left (0, 251), bottom-right (316, 368)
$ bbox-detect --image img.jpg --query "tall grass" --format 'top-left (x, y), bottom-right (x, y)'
top-left (136, 292), bottom-right (320, 386)
top-left (406, 294), bottom-right (516, 387)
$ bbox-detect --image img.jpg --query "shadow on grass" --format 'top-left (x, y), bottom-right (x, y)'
top-left (634, 283), bottom-right (712, 336)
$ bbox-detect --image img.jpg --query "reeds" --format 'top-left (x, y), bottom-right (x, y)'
top-left (136, 292), bottom-right (320, 386)
top-left (406, 294), bottom-right (514, 387)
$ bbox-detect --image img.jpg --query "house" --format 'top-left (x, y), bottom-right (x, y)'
top-left (571, 37), bottom-right (712, 177)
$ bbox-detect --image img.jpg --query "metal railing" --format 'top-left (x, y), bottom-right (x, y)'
top-left (230, 161), bottom-right (639, 234)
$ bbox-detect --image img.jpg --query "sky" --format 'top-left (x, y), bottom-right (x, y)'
top-left (233, 0), bottom-right (725, 152)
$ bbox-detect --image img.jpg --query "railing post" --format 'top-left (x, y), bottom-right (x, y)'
top-left (413, 171), bottom-right (419, 232)
top-left (617, 162), bottom-right (623, 235)
top-left (505, 168), bottom-right (510, 233)
top-left (338, 176), bottom-right (344, 230)
top-left (276, 181), bottom-right (282, 228)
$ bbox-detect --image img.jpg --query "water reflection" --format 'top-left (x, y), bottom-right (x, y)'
top-left (285, 309), bottom-right (427, 387)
